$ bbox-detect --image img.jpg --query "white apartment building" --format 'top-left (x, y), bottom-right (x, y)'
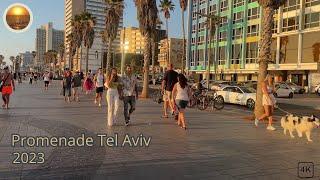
top-left (64, 0), bottom-right (123, 72)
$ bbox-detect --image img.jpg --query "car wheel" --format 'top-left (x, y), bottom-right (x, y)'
top-left (274, 93), bottom-right (278, 98)
top-left (289, 92), bottom-right (293, 99)
top-left (246, 99), bottom-right (255, 110)
top-left (214, 96), bottom-right (224, 110)
top-left (317, 89), bottom-right (320, 96)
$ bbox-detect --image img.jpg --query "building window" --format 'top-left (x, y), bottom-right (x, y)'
top-left (220, 16), bottom-right (228, 27)
top-left (302, 31), bottom-right (320, 63)
top-left (219, 31), bottom-right (227, 42)
top-left (248, 7), bottom-right (259, 20)
top-left (247, 24), bottom-right (259, 37)
top-left (220, 0), bottom-right (228, 12)
top-left (272, 20), bottom-right (278, 33)
top-left (305, 0), bottom-right (320, 7)
top-left (283, 0), bottom-right (300, 12)
top-left (218, 46), bottom-right (226, 65)
top-left (305, 12), bottom-right (320, 29)
top-left (233, 0), bottom-right (244, 8)
top-left (282, 17), bottom-right (299, 32)
top-left (209, 4), bottom-right (217, 15)
top-left (231, 44), bottom-right (241, 64)
top-left (246, 42), bottom-right (258, 64)
top-left (232, 28), bottom-right (242, 40)
top-left (233, 12), bottom-right (243, 24)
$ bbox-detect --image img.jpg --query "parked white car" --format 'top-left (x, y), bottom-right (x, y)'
top-left (274, 83), bottom-right (294, 98)
top-left (216, 86), bottom-right (256, 110)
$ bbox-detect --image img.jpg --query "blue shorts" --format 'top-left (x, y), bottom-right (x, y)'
top-left (176, 100), bottom-right (188, 110)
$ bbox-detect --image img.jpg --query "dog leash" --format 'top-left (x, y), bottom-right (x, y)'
top-left (274, 104), bottom-right (292, 115)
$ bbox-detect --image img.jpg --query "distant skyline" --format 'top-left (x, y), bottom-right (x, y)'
top-left (0, 0), bottom-right (186, 64)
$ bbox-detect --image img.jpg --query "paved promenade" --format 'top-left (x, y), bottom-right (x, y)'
top-left (0, 81), bottom-right (319, 180)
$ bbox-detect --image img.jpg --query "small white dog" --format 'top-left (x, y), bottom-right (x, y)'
top-left (281, 114), bottom-right (320, 142)
top-left (281, 114), bottom-right (299, 138)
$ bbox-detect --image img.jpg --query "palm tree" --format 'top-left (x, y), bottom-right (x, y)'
top-left (104, 0), bottom-right (124, 72)
top-left (135, 0), bottom-right (158, 98)
top-left (159, 0), bottom-right (175, 65)
top-left (82, 12), bottom-right (96, 74)
top-left (72, 14), bottom-right (85, 71)
top-left (179, 0), bottom-right (187, 73)
top-left (9, 56), bottom-right (15, 72)
top-left (0, 55), bottom-right (4, 69)
top-left (44, 50), bottom-right (57, 72)
top-left (58, 43), bottom-right (65, 73)
top-left (66, 32), bottom-right (77, 70)
top-left (255, 0), bottom-right (286, 118)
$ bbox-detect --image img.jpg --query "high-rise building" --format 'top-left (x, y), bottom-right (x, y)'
top-left (64, 0), bottom-right (123, 72)
top-left (158, 38), bottom-right (184, 70)
top-left (19, 51), bottom-right (33, 71)
top-left (35, 22), bottom-right (64, 67)
top-left (120, 27), bottom-right (166, 54)
top-left (187, 0), bottom-right (320, 90)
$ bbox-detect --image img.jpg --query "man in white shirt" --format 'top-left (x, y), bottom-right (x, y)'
top-left (121, 65), bottom-right (139, 126)
top-left (94, 68), bottom-right (105, 107)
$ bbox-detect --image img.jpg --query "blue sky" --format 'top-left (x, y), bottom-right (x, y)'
top-left (0, 0), bottom-right (185, 63)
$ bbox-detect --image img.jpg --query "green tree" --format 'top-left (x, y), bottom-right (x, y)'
top-left (255, 0), bottom-right (286, 118)
top-left (135, 0), bottom-right (158, 98)
top-left (179, 0), bottom-right (187, 73)
top-left (71, 15), bottom-right (84, 71)
top-left (159, 0), bottom-right (175, 64)
top-left (66, 32), bottom-right (77, 70)
top-left (82, 12), bottom-right (96, 74)
top-left (103, 0), bottom-right (124, 72)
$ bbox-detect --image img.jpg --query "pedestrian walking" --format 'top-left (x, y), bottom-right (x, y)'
top-left (72, 71), bottom-right (82, 102)
top-left (105, 68), bottom-right (121, 127)
top-left (43, 71), bottom-right (50, 90)
top-left (29, 73), bottom-right (33, 84)
top-left (121, 65), bottom-right (139, 126)
top-left (0, 66), bottom-right (15, 109)
top-left (254, 74), bottom-right (276, 131)
top-left (161, 64), bottom-right (178, 118)
top-left (62, 70), bottom-right (72, 103)
top-left (172, 74), bottom-right (191, 130)
top-left (94, 68), bottom-right (105, 107)
top-left (83, 70), bottom-right (94, 94)
top-left (33, 73), bottom-right (38, 84)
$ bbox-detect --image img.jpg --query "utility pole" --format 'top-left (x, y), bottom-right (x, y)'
top-left (195, 12), bottom-right (220, 89)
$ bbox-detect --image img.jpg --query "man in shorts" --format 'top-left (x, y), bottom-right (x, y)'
top-left (161, 64), bottom-right (178, 118)
top-left (72, 71), bottom-right (82, 102)
top-left (1, 66), bottom-right (15, 109)
top-left (94, 68), bottom-right (104, 107)
top-left (43, 71), bottom-right (50, 90)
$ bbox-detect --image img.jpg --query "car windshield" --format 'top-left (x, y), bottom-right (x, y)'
top-left (240, 87), bottom-right (256, 93)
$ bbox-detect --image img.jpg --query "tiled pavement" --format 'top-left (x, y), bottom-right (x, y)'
top-left (0, 81), bottom-right (319, 180)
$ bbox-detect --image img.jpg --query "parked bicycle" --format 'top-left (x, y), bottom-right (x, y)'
top-left (196, 89), bottom-right (224, 111)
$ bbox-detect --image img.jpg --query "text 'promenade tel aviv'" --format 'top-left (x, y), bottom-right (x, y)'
top-left (186, 0), bottom-right (320, 91)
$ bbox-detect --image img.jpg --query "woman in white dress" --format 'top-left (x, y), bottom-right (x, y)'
top-left (254, 74), bottom-right (276, 130)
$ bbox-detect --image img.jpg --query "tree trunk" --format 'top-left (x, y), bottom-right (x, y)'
top-left (86, 47), bottom-right (89, 74)
top-left (68, 51), bottom-right (72, 70)
top-left (141, 35), bottom-right (152, 98)
top-left (151, 38), bottom-right (156, 81)
top-left (166, 18), bottom-right (170, 65)
top-left (254, 6), bottom-right (274, 118)
top-left (76, 48), bottom-right (79, 71)
top-left (106, 39), bottom-right (113, 72)
top-left (181, 10), bottom-right (186, 73)
top-left (79, 46), bottom-right (82, 71)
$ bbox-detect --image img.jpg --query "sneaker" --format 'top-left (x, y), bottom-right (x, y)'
top-left (98, 103), bottom-right (102, 107)
top-left (267, 125), bottom-right (276, 131)
top-left (125, 121), bottom-right (130, 126)
top-left (254, 118), bottom-right (259, 127)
